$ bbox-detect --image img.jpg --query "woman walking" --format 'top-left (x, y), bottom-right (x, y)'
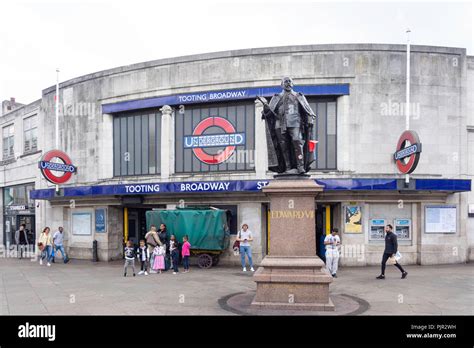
top-left (38, 227), bottom-right (53, 267)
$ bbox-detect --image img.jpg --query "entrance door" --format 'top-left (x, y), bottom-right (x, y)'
top-left (128, 211), bottom-right (139, 246)
top-left (315, 204), bottom-right (334, 262)
top-left (17, 215), bottom-right (35, 247)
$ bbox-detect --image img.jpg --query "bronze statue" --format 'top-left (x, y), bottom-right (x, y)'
top-left (259, 77), bottom-right (317, 175)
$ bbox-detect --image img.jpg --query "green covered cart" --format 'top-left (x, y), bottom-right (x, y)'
top-left (145, 208), bottom-right (230, 269)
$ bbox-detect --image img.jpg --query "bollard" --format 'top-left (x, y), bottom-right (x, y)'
top-left (92, 240), bottom-right (98, 262)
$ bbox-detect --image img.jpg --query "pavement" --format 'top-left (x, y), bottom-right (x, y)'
top-left (0, 258), bottom-right (472, 315)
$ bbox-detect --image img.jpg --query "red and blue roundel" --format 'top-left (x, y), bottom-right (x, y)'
top-left (184, 117), bottom-right (246, 165)
top-left (39, 149), bottom-right (77, 184)
top-left (394, 130), bottom-right (422, 174)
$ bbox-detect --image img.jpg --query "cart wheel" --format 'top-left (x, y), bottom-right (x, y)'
top-left (212, 255), bottom-right (220, 266)
top-left (197, 254), bottom-right (213, 269)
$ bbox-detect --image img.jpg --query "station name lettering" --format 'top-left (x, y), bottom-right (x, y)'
top-left (180, 182), bottom-right (230, 192)
top-left (177, 90), bottom-right (247, 103)
top-left (124, 184), bottom-right (160, 193)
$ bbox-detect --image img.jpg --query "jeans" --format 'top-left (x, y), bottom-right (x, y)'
top-left (140, 260), bottom-right (148, 272)
top-left (240, 245), bottom-right (253, 268)
top-left (41, 245), bottom-right (53, 262)
top-left (54, 245), bottom-right (68, 262)
top-left (171, 250), bottom-right (179, 272)
top-left (183, 255), bottom-right (189, 270)
top-left (17, 244), bottom-right (28, 259)
top-left (381, 252), bottom-right (405, 275)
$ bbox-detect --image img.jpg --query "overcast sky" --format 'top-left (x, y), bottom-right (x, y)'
top-left (0, 0), bottom-right (472, 104)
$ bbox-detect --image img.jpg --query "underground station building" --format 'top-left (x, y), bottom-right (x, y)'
top-left (1, 43), bottom-right (473, 266)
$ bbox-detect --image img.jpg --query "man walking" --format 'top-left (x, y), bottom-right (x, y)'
top-left (376, 224), bottom-right (407, 279)
top-left (15, 224), bottom-right (29, 259)
top-left (52, 227), bottom-right (69, 264)
top-left (324, 228), bottom-right (340, 278)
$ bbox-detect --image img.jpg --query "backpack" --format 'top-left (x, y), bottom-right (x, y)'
top-left (146, 232), bottom-right (159, 247)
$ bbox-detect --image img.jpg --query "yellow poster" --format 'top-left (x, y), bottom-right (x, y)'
top-left (345, 206), bottom-right (362, 233)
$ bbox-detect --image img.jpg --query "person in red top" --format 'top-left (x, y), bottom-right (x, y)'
top-left (182, 235), bottom-right (191, 273)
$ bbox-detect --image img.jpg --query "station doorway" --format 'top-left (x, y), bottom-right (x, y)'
top-left (315, 204), bottom-right (335, 262)
top-left (124, 206), bottom-right (165, 246)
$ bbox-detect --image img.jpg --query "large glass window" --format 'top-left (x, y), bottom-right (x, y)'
top-left (113, 112), bottom-right (161, 176)
top-left (23, 115), bottom-right (38, 153)
top-left (175, 101), bottom-right (255, 173)
top-left (308, 98), bottom-right (337, 171)
top-left (2, 124), bottom-right (14, 160)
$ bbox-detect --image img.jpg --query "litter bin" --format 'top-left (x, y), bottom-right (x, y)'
top-left (92, 240), bottom-right (98, 262)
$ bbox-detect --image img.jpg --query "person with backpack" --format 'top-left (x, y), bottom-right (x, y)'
top-left (145, 225), bottom-right (162, 273)
top-left (376, 224), bottom-right (408, 279)
top-left (236, 223), bottom-right (254, 272)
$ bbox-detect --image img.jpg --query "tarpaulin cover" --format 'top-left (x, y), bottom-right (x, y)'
top-left (145, 209), bottom-right (230, 251)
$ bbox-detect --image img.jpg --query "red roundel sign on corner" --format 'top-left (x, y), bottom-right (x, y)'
top-left (184, 116), bottom-right (246, 165)
top-left (394, 130), bottom-right (422, 174)
top-left (39, 150), bottom-right (77, 184)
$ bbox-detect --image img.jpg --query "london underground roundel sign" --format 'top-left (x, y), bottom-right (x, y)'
top-left (184, 116), bottom-right (246, 165)
top-left (394, 130), bottom-right (422, 174)
top-left (39, 150), bottom-right (77, 184)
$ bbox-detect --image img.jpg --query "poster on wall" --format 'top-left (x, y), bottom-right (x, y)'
top-left (72, 212), bottom-right (92, 235)
top-left (95, 208), bottom-right (106, 233)
top-left (425, 205), bottom-right (456, 233)
top-left (345, 206), bottom-right (362, 233)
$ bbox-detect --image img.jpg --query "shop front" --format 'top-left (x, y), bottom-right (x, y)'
top-left (3, 183), bottom-right (36, 248)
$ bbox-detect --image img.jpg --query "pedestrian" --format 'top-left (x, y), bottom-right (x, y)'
top-left (182, 235), bottom-right (191, 273)
top-left (145, 225), bottom-right (161, 273)
top-left (37, 227), bottom-right (53, 266)
top-left (170, 234), bottom-right (180, 274)
top-left (237, 224), bottom-right (254, 272)
top-left (136, 239), bottom-right (149, 275)
top-left (15, 224), bottom-right (29, 259)
top-left (52, 226), bottom-right (69, 264)
top-left (324, 228), bottom-right (341, 278)
top-left (123, 240), bottom-right (136, 277)
top-left (151, 244), bottom-right (166, 274)
top-left (158, 224), bottom-right (170, 271)
top-left (376, 224), bottom-right (408, 279)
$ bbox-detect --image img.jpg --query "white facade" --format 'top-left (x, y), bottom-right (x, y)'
top-left (1, 44), bottom-right (472, 266)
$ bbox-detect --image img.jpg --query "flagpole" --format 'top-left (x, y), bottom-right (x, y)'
top-left (405, 29), bottom-right (411, 185)
top-left (55, 68), bottom-right (60, 193)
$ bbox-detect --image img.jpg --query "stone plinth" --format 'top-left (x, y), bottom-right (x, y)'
top-left (252, 179), bottom-right (334, 311)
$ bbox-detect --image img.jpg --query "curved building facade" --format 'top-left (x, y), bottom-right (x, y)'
top-left (1, 43), bottom-right (473, 266)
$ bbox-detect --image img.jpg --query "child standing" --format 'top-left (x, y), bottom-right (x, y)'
top-left (170, 234), bottom-right (180, 274)
top-left (152, 244), bottom-right (166, 274)
top-left (182, 235), bottom-right (191, 273)
top-left (124, 241), bottom-right (136, 277)
top-left (136, 240), bottom-right (149, 276)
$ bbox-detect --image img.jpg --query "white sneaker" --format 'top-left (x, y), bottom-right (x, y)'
top-left (150, 270), bottom-right (157, 274)
top-left (243, 267), bottom-right (247, 272)
top-left (173, 272), bottom-right (177, 275)
top-left (145, 271), bottom-right (149, 276)
top-left (47, 262), bottom-right (51, 267)
top-left (39, 259), bottom-right (43, 265)
top-left (250, 267), bottom-right (255, 272)
top-left (138, 271), bottom-right (144, 275)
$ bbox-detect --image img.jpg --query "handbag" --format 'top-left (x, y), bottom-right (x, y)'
top-left (394, 251), bottom-right (402, 261)
top-left (387, 255), bottom-right (397, 265)
top-left (232, 231), bottom-right (241, 252)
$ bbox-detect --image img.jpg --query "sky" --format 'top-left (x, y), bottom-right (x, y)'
top-left (0, 0), bottom-right (472, 104)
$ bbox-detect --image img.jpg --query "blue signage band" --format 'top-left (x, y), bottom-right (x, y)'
top-left (102, 84), bottom-right (350, 114)
top-left (29, 178), bottom-right (471, 200)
